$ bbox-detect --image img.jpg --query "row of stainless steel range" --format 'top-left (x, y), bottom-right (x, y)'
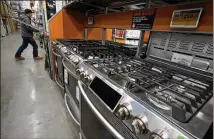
top-left (51, 32), bottom-right (213, 139)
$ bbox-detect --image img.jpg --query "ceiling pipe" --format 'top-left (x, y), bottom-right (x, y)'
top-left (81, 2), bottom-right (120, 12)
top-left (109, 0), bottom-right (146, 9)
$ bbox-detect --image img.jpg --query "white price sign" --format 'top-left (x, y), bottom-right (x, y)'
top-left (64, 69), bottom-right (68, 84)
top-left (171, 53), bottom-right (193, 66)
top-left (76, 86), bottom-right (80, 102)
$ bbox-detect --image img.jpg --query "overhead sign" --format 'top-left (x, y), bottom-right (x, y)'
top-left (170, 8), bottom-right (203, 28)
top-left (131, 8), bottom-right (156, 29)
top-left (88, 17), bottom-right (94, 25)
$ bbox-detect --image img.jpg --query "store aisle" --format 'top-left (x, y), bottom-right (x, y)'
top-left (1, 32), bottom-right (79, 138)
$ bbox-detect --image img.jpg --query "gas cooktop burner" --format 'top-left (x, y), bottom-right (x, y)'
top-left (56, 39), bottom-right (101, 46)
top-left (125, 62), bottom-right (212, 123)
top-left (86, 58), bottom-right (213, 123)
top-left (88, 58), bottom-right (142, 76)
top-left (56, 39), bottom-right (136, 60)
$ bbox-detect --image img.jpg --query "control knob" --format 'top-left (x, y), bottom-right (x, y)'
top-left (72, 57), bottom-right (80, 64)
top-left (80, 71), bottom-right (87, 79)
top-left (52, 41), bottom-right (57, 45)
top-left (61, 47), bottom-right (67, 53)
top-left (131, 115), bottom-right (148, 135)
top-left (149, 129), bottom-right (169, 139)
top-left (76, 68), bottom-right (83, 75)
top-left (56, 44), bottom-right (61, 49)
top-left (69, 54), bottom-right (74, 60)
top-left (116, 103), bottom-right (132, 120)
top-left (84, 75), bottom-right (93, 82)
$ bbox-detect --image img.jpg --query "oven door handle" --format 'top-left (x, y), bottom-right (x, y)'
top-left (64, 93), bottom-right (80, 126)
top-left (52, 49), bottom-right (62, 57)
top-left (55, 75), bottom-right (64, 89)
top-left (78, 81), bottom-right (125, 139)
top-left (62, 58), bottom-right (79, 79)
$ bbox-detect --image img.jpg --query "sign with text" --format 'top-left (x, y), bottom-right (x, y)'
top-left (131, 8), bottom-right (156, 29)
top-left (171, 53), bottom-right (193, 66)
top-left (88, 17), bottom-right (94, 25)
top-left (170, 8), bottom-right (203, 28)
top-left (115, 29), bottom-right (126, 39)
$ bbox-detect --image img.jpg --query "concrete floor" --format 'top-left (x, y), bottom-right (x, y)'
top-left (1, 32), bottom-right (79, 138)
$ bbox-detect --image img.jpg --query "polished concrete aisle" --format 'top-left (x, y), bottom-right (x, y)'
top-left (1, 32), bottom-right (79, 138)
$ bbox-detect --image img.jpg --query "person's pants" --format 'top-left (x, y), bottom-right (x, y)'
top-left (15, 36), bottom-right (38, 57)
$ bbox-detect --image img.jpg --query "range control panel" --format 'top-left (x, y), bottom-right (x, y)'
top-left (114, 94), bottom-right (192, 139)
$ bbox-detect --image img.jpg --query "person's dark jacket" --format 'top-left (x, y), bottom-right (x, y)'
top-left (20, 14), bottom-right (39, 38)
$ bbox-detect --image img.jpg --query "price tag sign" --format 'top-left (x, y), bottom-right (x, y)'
top-left (115, 29), bottom-right (126, 39)
top-left (76, 86), bottom-right (80, 102)
top-left (171, 53), bottom-right (193, 66)
top-left (64, 69), bottom-right (68, 84)
top-left (170, 8), bottom-right (203, 28)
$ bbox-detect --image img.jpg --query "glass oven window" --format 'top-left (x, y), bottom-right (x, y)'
top-left (81, 94), bottom-right (116, 139)
top-left (90, 77), bottom-right (122, 110)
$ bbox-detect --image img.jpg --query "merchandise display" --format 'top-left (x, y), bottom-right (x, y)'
top-left (49, 1), bottom-right (213, 139)
top-left (0, 1), bottom-right (17, 36)
top-left (1, 0), bottom-right (213, 139)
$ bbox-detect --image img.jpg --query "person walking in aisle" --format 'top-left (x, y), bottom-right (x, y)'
top-left (15, 9), bottom-right (43, 60)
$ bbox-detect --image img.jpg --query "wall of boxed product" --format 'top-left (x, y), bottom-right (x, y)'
top-left (0, 1), bottom-right (17, 37)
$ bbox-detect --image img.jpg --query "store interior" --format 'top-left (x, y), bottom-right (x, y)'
top-left (1, 0), bottom-right (213, 139)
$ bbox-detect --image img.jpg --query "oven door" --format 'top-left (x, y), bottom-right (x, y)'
top-left (62, 58), bottom-right (80, 106)
top-left (62, 58), bottom-right (80, 127)
top-left (64, 93), bottom-right (80, 126)
top-left (52, 49), bottom-right (64, 90)
top-left (78, 81), bottom-right (137, 139)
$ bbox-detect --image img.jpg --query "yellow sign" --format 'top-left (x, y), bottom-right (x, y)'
top-left (170, 8), bottom-right (203, 28)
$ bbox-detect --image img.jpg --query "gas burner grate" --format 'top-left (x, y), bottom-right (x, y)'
top-left (57, 39), bottom-right (101, 46)
top-left (56, 39), bottom-right (135, 59)
top-left (124, 61), bottom-right (213, 122)
top-left (90, 58), bottom-right (142, 76)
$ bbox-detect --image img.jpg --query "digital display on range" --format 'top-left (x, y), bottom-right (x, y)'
top-left (90, 77), bottom-right (122, 110)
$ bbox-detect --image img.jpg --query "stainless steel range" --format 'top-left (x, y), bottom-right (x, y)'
top-left (77, 32), bottom-right (213, 139)
top-left (52, 39), bottom-right (137, 128)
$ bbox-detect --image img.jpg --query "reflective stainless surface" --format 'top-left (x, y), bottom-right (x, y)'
top-left (77, 61), bottom-right (193, 139)
top-left (78, 81), bottom-right (125, 139)
top-left (77, 54), bottom-right (212, 139)
top-left (52, 36), bottom-right (212, 139)
top-left (64, 93), bottom-right (80, 125)
top-left (146, 32), bottom-right (213, 74)
top-left (145, 31), bottom-right (213, 139)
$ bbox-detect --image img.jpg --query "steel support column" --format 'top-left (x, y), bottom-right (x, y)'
top-left (136, 0), bottom-right (151, 57)
top-left (102, 28), bottom-right (106, 45)
top-left (84, 28), bottom-right (88, 40)
top-left (135, 30), bottom-right (144, 57)
top-left (84, 12), bottom-right (88, 40)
